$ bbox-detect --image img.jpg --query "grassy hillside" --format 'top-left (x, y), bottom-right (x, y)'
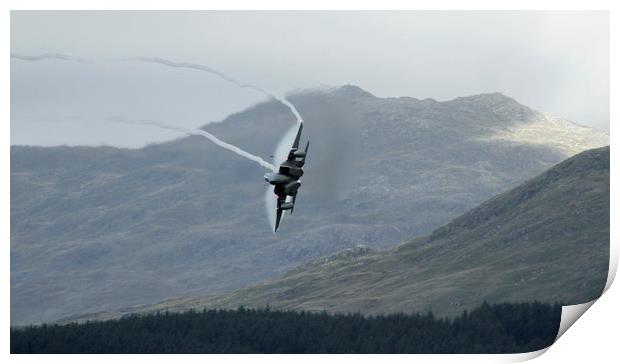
top-left (86, 146), bottom-right (608, 320)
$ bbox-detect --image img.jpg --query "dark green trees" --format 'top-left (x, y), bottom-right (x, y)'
top-left (11, 301), bottom-right (560, 354)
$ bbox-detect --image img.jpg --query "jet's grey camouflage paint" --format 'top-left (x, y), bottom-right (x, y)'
top-left (264, 123), bottom-right (309, 231)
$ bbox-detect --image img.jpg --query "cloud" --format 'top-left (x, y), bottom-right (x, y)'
top-left (10, 11), bottom-right (609, 147)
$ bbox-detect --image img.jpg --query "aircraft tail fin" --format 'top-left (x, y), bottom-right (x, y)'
top-left (292, 123), bottom-right (303, 150)
top-left (290, 193), bottom-right (297, 214)
top-left (304, 140), bottom-right (309, 160)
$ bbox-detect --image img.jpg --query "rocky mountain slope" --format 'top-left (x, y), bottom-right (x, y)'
top-left (11, 86), bottom-right (608, 324)
top-left (80, 146), bottom-right (608, 321)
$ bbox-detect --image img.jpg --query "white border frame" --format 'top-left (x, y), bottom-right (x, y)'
top-left (4, 2), bottom-right (616, 363)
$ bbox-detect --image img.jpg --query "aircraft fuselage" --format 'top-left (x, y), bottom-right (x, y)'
top-left (265, 123), bottom-right (309, 231)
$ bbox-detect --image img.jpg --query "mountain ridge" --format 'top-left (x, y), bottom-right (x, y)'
top-left (11, 86), bottom-right (609, 325)
top-left (67, 146), bottom-right (608, 322)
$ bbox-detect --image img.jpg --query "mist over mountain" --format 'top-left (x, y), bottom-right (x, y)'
top-left (11, 86), bottom-right (608, 325)
top-left (75, 146), bottom-right (609, 321)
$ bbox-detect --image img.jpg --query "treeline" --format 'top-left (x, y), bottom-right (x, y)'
top-left (11, 301), bottom-right (561, 354)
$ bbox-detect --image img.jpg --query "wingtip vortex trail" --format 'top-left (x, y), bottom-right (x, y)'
top-left (109, 117), bottom-right (278, 172)
top-left (14, 52), bottom-right (302, 231)
top-left (12, 52), bottom-right (304, 124)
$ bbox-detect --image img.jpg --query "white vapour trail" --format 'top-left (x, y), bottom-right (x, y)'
top-left (11, 52), bottom-right (304, 124)
top-left (13, 52), bottom-right (300, 229)
top-left (127, 56), bottom-right (304, 124)
top-left (109, 117), bottom-right (277, 172)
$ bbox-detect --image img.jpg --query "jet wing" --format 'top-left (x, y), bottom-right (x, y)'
top-left (274, 207), bottom-right (283, 232)
top-left (274, 192), bottom-right (287, 232)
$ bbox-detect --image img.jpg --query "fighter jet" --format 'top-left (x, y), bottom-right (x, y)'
top-left (264, 123), bottom-right (309, 232)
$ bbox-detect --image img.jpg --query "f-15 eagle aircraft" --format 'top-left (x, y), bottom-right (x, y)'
top-left (264, 123), bottom-right (309, 232)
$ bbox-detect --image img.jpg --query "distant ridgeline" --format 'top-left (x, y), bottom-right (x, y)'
top-left (12, 302), bottom-right (560, 354)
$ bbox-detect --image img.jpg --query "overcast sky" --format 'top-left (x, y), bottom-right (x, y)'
top-left (11, 11), bottom-right (609, 147)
